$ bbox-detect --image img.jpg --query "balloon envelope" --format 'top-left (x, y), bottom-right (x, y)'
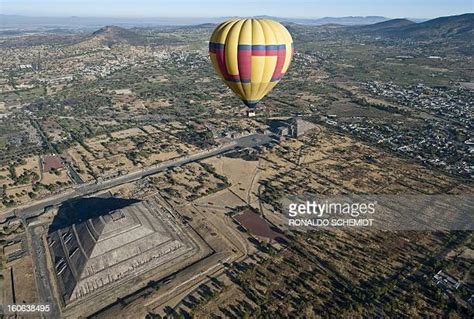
top-left (209, 19), bottom-right (294, 108)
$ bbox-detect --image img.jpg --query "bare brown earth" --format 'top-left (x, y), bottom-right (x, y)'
top-left (170, 125), bottom-right (473, 318)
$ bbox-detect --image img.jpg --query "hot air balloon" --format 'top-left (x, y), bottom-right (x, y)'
top-left (209, 18), bottom-right (293, 108)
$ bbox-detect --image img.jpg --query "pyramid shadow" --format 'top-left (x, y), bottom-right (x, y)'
top-left (49, 196), bottom-right (140, 234)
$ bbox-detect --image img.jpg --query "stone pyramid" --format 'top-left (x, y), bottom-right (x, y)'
top-left (46, 197), bottom-right (195, 305)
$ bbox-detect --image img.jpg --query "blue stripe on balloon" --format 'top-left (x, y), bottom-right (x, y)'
top-left (209, 42), bottom-right (288, 51)
top-left (237, 44), bottom-right (286, 50)
top-left (209, 42), bottom-right (225, 50)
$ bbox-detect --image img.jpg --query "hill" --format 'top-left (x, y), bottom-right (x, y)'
top-left (357, 18), bottom-right (416, 32)
top-left (355, 14), bottom-right (474, 41)
top-left (395, 13), bottom-right (474, 39)
top-left (88, 25), bottom-right (145, 47)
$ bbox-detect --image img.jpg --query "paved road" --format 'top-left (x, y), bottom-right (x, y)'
top-left (8, 133), bottom-right (275, 219)
top-left (27, 226), bottom-right (60, 318)
top-left (65, 162), bottom-right (84, 184)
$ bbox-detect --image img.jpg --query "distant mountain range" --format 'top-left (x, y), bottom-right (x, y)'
top-left (0, 15), bottom-right (221, 28)
top-left (255, 15), bottom-right (398, 25)
top-left (354, 13), bottom-right (473, 40)
top-left (2, 13), bottom-right (472, 44)
top-left (81, 13), bottom-right (472, 48)
top-left (0, 14), bottom-right (427, 29)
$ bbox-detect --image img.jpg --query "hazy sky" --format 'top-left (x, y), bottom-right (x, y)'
top-left (2, 0), bottom-right (473, 18)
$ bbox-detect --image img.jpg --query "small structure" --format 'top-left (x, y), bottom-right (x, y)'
top-left (247, 110), bottom-right (256, 117)
top-left (42, 154), bottom-right (64, 173)
top-left (468, 295), bottom-right (474, 306)
top-left (269, 117), bottom-right (316, 138)
top-left (433, 270), bottom-right (462, 292)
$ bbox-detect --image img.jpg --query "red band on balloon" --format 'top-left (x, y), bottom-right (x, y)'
top-left (210, 42), bottom-right (291, 83)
